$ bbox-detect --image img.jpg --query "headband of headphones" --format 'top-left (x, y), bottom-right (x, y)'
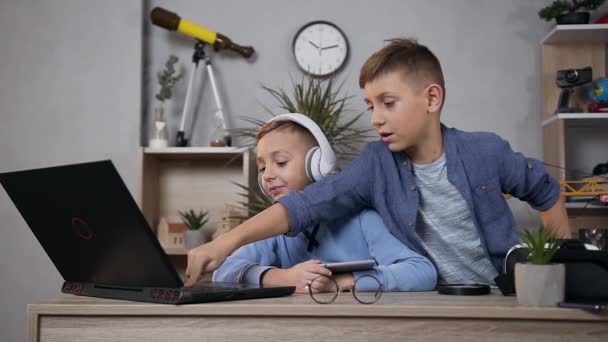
top-left (266, 113), bottom-right (336, 181)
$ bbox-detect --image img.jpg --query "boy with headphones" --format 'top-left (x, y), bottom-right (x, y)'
top-left (184, 38), bottom-right (570, 287)
top-left (212, 113), bottom-right (437, 293)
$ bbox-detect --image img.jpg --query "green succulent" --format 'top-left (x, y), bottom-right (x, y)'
top-left (538, 0), bottom-right (605, 21)
top-left (519, 226), bottom-right (562, 265)
top-left (155, 54), bottom-right (183, 102)
top-left (178, 209), bottom-right (209, 231)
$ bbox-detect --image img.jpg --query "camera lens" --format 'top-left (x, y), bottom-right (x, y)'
top-left (565, 70), bottom-right (579, 83)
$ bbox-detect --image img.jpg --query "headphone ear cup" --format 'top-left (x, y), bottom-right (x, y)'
top-left (305, 147), bottom-right (321, 182)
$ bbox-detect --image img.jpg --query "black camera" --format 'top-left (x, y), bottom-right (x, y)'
top-left (556, 67), bottom-right (592, 88)
top-left (555, 66), bottom-right (592, 114)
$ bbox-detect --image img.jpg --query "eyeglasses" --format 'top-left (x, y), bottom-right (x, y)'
top-left (306, 274), bottom-right (383, 304)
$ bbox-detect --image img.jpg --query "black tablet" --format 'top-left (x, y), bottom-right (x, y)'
top-left (323, 259), bottom-right (377, 273)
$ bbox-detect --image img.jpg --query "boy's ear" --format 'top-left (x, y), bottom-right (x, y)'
top-left (425, 84), bottom-right (443, 113)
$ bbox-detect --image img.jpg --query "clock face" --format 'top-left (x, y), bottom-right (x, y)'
top-left (293, 21), bottom-right (349, 77)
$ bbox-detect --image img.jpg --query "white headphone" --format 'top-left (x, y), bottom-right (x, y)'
top-left (257, 113), bottom-right (337, 200)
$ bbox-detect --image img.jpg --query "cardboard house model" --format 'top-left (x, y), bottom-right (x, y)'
top-left (157, 218), bottom-right (187, 249)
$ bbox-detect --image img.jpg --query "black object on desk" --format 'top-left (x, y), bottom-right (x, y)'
top-left (437, 284), bottom-right (491, 296)
top-left (496, 239), bottom-right (608, 302)
top-left (559, 301), bottom-right (606, 313)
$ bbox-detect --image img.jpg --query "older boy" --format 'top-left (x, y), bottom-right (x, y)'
top-left (213, 115), bottom-right (437, 293)
top-left (184, 38), bottom-right (570, 287)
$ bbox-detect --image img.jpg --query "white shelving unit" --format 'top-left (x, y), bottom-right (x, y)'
top-left (541, 24), bottom-right (608, 44)
top-left (540, 24), bottom-right (608, 230)
top-left (541, 113), bottom-right (608, 127)
top-left (162, 246), bottom-right (188, 256)
top-left (143, 146), bottom-right (249, 155)
top-left (139, 146), bottom-right (255, 259)
top-left (565, 202), bottom-right (608, 210)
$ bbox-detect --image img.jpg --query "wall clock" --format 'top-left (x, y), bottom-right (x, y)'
top-left (292, 20), bottom-right (349, 77)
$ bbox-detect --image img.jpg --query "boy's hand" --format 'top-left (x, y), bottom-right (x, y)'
top-left (184, 237), bottom-right (234, 287)
top-left (285, 260), bottom-right (333, 293)
top-left (333, 273), bottom-right (355, 292)
top-left (183, 203), bottom-right (293, 287)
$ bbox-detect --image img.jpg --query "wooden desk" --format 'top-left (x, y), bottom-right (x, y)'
top-left (28, 291), bottom-right (607, 342)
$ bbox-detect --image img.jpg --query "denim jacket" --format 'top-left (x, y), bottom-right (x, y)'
top-left (278, 125), bottom-right (560, 273)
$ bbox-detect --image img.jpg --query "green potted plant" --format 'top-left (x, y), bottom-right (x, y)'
top-left (232, 75), bottom-right (372, 160)
top-left (230, 75), bottom-right (372, 217)
top-left (538, 0), bottom-right (605, 25)
top-left (150, 54), bottom-right (183, 148)
top-left (514, 226), bottom-right (565, 307)
top-left (179, 209), bottom-right (209, 249)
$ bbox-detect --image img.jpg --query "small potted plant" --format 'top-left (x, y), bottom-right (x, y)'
top-left (515, 226), bottom-right (564, 307)
top-left (538, 0), bottom-right (605, 25)
top-left (179, 209), bottom-right (209, 249)
top-left (149, 54), bottom-right (183, 148)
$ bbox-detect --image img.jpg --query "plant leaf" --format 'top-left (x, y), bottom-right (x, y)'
top-left (520, 226), bottom-right (562, 264)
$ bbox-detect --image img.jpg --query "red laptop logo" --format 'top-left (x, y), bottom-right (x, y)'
top-left (71, 217), bottom-right (94, 240)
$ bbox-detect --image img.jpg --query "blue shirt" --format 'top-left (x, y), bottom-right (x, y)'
top-left (278, 126), bottom-right (561, 273)
top-left (213, 210), bottom-right (437, 292)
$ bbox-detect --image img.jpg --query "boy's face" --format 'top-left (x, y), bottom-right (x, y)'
top-left (256, 128), bottom-right (313, 200)
top-left (363, 71), bottom-right (438, 153)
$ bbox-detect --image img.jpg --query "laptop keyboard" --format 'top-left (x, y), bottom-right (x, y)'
top-left (184, 281), bottom-right (252, 293)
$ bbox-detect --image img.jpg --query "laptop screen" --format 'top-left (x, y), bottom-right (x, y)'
top-left (0, 160), bottom-right (183, 288)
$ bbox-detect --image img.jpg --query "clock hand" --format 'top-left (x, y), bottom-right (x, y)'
top-left (308, 40), bottom-right (320, 49)
top-left (321, 44), bottom-right (339, 50)
top-left (319, 30), bottom-right (323, 56)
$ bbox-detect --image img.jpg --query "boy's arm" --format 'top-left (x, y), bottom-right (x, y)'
top-left (186, 203), bottom-right (290, 286)
top-left (497, 137), bottom-right (570, 237)
top-left (262, 260), bottom-right (333, 293)
top-left (539, 196), bottom-right (571, 238)
top-left (185, 144), bottom-right (376, 286)
top-left (277, 143), bottom-right (374, 235)
top-left (212, 238), bottom-right (279, 285)
top-left (354, 211), bottom-right (438, 292)
top-left (211, 231), bottom-right (333, 293)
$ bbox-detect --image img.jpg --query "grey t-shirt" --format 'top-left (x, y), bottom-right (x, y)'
top-left (413, 153), bottom-right (498, 285)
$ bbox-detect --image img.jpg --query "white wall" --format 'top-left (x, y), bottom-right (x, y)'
top-left (145, 0), bottom-right (563, 227)
top-left (145, 0), bottom-right (554, 152)
top-left (2, 0), bottom-right (600, 340)
top-left (0, 1), bottom-right (142, 341)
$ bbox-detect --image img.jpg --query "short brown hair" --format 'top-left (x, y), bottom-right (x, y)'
top-left (359, 38), bottom-right (445, 93)
top-left (256, 120), bottom-right (318, 148)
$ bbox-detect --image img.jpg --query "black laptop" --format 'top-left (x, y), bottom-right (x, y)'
top-left (0, 160), bottom-right (295, 304)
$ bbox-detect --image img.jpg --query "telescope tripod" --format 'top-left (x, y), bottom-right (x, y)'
top-left (176, 41), bottom-right (231, 147)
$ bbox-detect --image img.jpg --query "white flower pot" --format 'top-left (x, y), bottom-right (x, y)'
top-left (183, 230), bottom-right (207, 249)
top-left (515, 263), bottom-right (565, 307)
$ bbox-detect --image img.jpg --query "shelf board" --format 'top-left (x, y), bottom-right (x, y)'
top-left (541, 113), bottom-right (608, 127)
top-left (163, 247), bottom-right (188, 255)
top-left (565, 202), bottom-right (608, 209)
top-left (541, 24), bottom-right (608, 44)
top-left (143, 146), bottom-right (249, 155)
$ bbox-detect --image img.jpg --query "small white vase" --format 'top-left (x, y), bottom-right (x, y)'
top-left (183, 230), bottom-right (207, 249)
top-left (515, 263), bottom-right (565, 307)
top-left (149, 107), bottom-right (169, 148)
